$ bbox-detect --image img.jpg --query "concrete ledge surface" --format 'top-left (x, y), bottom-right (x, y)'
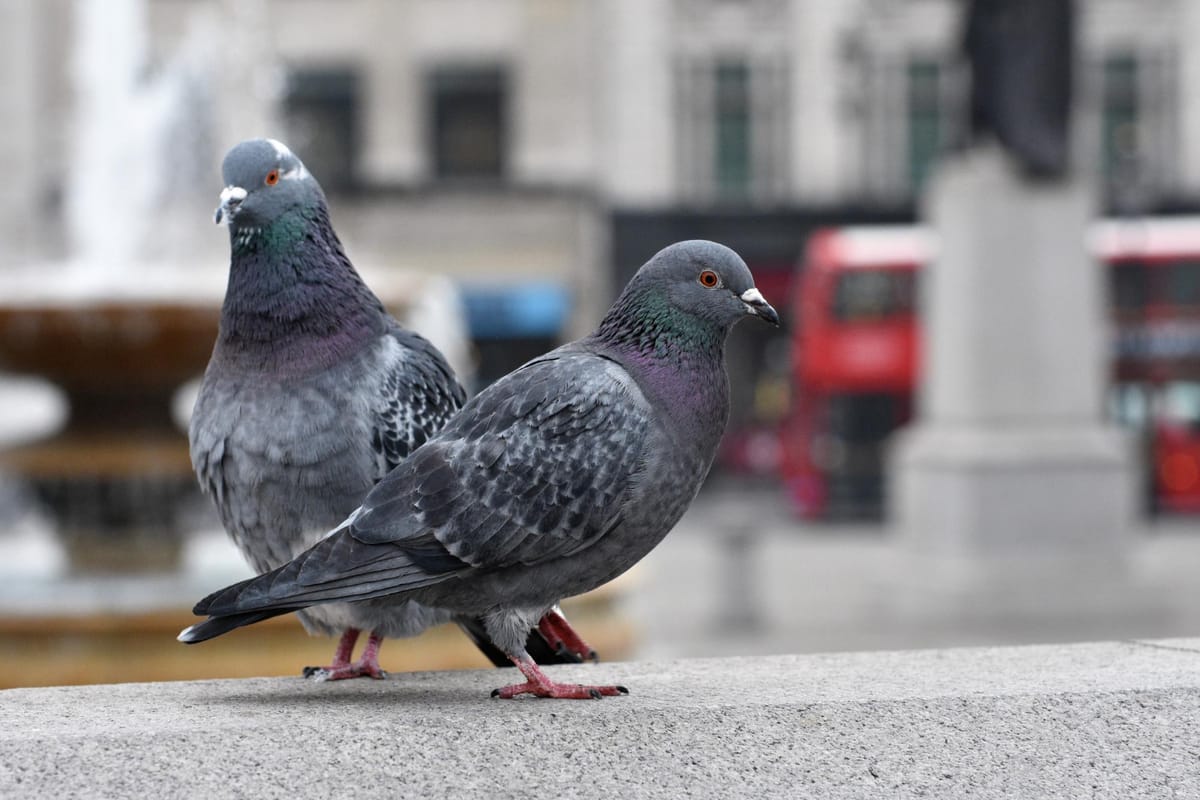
top-left (3, 639), bottom-right (1200, 798)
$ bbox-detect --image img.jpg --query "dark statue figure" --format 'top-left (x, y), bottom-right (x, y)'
top-left (963, 0), bottom-right (1074, 180)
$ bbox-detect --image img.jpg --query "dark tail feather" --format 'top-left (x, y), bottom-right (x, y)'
top-left (454, 616), bottom-right (580, 667)
top-left (192, 532), bottom-right (441, 620)
top-left (193, 576), bottom-right (258, 616)
top-left (177, 608), bottom-right (296, 644)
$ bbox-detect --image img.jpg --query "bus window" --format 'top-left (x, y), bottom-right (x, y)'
top-left (1109, 382), bottom-right (1150, 429)
top-left (1159, 381), bottom-right (1200, 429)
top-left (1165, 261), bottom-right (1200, 310)
top-left (1109, 261), bottom-right (1149, 315)
top-left (832, 270), bottom-right (917, 322)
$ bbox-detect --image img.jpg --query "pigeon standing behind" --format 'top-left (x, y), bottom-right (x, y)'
top-left (182, 239), bottom-right (779, 698)
top-left (191, 138), bottom-right (592, 680)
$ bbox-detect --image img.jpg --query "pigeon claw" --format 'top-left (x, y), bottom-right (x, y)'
top-left (303, 662), bottom-right (389, 682)
top-left (497, 651), bottom-right (627, 699)
top-left (301, 629), bottom-right (388, 682)
top-left (490, 680), bottom-right (628, 700)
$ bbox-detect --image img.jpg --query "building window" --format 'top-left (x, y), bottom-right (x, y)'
top-left (283, 68), bottom-right (360, 194)
top-left (857, 49), bottom-right (959, 202)
top-left (429, 66), bottom-right (507, 181)
top-left (1101, 54), bottom-right (1140, 191)
top-left (714, 61), bottom-right (752, 199)
top-left (675, 55), bottom-right (789, 204)
top-left (907, 58), bottom-right (943, 196)
top-left (1093, 48), bottom-right (1179, 211)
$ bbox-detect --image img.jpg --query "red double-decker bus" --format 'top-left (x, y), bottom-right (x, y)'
top-left (783, 218), bottom-right (1200, 518)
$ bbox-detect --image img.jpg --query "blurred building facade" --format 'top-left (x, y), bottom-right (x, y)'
top-left (3, 0), bottom-right (1200, 388)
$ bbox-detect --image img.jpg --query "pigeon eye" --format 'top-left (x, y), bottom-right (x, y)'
top-left (698, 270), bottom-right (720, 288)
top-left (265, 169), bottom-right (280, 186)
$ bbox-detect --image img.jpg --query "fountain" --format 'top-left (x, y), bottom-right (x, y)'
top-left (0, 1), bottom-right (472, 574)
top-left (0, 2), bottom-right (494, 688)
top-left (0, 0), bottom-right (226, 572)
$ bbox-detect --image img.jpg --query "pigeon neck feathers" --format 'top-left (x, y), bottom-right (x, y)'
top-left (595, 281), bottom-right (727, 365)
top-left (216, 203), bottom-right (389, 374)
top-left (591, 281), bottom-right (730, 448)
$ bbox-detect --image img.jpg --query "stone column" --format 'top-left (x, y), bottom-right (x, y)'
top-left (889, 145), bottom-right (1137, 595)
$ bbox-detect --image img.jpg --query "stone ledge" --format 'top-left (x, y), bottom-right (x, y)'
top-left (3, 639), bottom-right (1199, 798)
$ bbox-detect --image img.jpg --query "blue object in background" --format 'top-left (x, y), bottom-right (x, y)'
top-left (460, 282), bottom-right (570, 340)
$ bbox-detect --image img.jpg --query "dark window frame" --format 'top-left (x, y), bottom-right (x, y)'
top-left (282, 66), bottom-right (362, 195)
top-left (427, 65), bottom-right (509, 182)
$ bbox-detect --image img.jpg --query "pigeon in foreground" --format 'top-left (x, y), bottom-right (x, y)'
top-left (182, 239), bottom-right (779, 698)
top-left (191, 138), bottom-right (592, 680)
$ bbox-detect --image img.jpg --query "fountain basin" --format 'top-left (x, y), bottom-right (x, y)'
top-left (0, 267), bottom-right (467, 574)
top-left (0, 293), bottom-right (221, 573)
top-left (0, 302), bottom-right (219, 425)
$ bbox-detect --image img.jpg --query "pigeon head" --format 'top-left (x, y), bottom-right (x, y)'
top-left (210, 138), bottom-right (388, 365)
top-left (597, 240), bottom-right (779, 354)
top-left (214, 138), bottom-right (324, 237)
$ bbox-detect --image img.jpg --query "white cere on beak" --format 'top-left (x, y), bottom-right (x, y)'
top-left (214, 185), bottom-right (248, 224)
top-left (739, 286), bottom-right (781, 325)
top-left (220, 186), bottom-right (247, 205)
top-left (740, 287), bottom-right (766, 310)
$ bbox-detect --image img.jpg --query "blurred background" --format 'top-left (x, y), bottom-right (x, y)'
top-left (3, 0), bottom-right (1200, 688)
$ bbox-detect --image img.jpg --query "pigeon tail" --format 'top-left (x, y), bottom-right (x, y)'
top-left (177, 608), bottom-right (295, 644)
top-left (193, 527), bottom-right (449, 622)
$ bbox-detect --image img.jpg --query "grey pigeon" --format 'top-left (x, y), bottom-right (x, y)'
top-left (181, 239), bottom-right (779, 698)
top-left (191, 138), bottom-right (593, 681)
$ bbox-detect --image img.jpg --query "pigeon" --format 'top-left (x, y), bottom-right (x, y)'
top-left (181, 239), bottom-right (780, 698)
top-left (190, 137), bottom-right (593, 681)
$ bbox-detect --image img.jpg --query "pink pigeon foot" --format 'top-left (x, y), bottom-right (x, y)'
top-left (303, 629), bottom-right (389, 681)
top-left (491, 656), bottom-right (627, 700)
top-left (537, 607), bottom-right (599, 663)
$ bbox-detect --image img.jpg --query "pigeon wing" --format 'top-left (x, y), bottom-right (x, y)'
top-left (368, 326), bottom-right (467, 478)
top-left (195, 350), bottom-right (651, 616)
top-left (352, 349), bottom-right (651, 568)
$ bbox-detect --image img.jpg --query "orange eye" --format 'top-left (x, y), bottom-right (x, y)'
top-left (698, 270), bottom-right (720, 288)
top-left (265, 169), bottom-right (280, 186)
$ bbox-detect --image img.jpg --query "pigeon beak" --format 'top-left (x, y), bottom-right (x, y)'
top-left (740, 287), bottom-right (780, 326)
top-left (214, 185), bottom-right (247, 225)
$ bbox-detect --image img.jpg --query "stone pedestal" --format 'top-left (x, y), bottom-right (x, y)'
top-left (889, 147), bottom-right (1138, 601)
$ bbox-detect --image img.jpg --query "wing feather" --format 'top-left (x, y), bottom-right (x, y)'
top-left (194, 347), bottom-right (651, 618)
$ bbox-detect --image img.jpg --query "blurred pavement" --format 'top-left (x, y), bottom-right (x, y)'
top-left (628, 477), bottom-right (1200, 659)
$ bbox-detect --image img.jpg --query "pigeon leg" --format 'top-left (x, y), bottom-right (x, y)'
top-left (536, 607), bottom-right (599, 663)
top-left (309, 630), bottom-right (389, 682)
top-left (302, 627), bottom-right (359, 678)
top-left (349, 631), bottom-right (388, 679)
top-left (491, 655), bottom-right (628, 700)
